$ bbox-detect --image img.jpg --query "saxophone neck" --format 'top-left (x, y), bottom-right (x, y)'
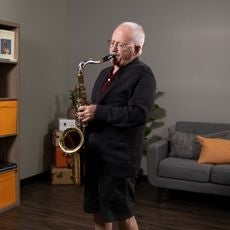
top-left (78, 54), bottom-right (115, 73)
top-left (78, 59), bottom-right (100, 73)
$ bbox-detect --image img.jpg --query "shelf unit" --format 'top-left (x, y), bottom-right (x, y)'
top-left (0, 19), bottom-right (20, 213)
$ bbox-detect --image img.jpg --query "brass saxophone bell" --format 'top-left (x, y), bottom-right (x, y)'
top-left (59, 127), bottom-right (84, 154)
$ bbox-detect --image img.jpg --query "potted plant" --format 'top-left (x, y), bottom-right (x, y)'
top-left (67, 88), bottom-right (78, 119)
top-left (138, 90), bottom-right (166, 181)
top-left (143, 90), bottom-right (166, 154)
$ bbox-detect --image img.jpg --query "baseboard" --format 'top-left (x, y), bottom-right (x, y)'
top-left (136, 174), bottom-right (148, 184)
top-left (20, 171), bottom-right (50, 186)
top-left (20, 171), bottom-right (148, 186)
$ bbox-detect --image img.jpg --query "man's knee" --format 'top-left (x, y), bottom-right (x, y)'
top-left (118, 216), bottom-right (139, 230)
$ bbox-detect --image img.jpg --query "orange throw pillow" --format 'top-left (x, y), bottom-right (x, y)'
top-left (197, 135), bottom-right (230, 164)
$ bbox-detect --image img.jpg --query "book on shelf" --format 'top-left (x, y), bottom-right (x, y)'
top-left (0, 29), bottom-right (15, 61)
top-left (0, 161), bottom-right (17, 172)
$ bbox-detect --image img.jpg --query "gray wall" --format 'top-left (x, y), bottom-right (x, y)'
top-left (0, 0), bottom-right (70, 179)
top-left (1, 0), bottom-right (230, 179)
top-left (69, 0), bottom-right (230, 136)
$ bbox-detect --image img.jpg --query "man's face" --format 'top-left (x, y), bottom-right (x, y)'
top-left (109, 26), bottom-right (137, 67)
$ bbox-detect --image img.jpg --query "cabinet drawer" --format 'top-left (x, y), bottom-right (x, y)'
top-left (0, 100), bottom-right (18, 136)
top-left (0, 170), bottom-right (17, 208)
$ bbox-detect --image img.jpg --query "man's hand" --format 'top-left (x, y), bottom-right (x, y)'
top-left (77, 104), bottom-right (97, 122)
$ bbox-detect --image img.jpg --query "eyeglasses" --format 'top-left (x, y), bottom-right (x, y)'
top-left (107, 40), bottom-right (134, 49)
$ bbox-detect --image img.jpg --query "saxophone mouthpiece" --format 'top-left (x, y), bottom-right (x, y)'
top-left (102, 54), bottom-right (115, 62)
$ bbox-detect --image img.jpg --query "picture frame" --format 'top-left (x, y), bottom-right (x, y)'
top-left (0, 29), bottom-right (15, 61)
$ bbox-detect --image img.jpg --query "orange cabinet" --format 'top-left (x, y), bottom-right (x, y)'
top-left (0, 170), bottom-right (17, 209)
top-left (0, 100), bottom-right (18, 136)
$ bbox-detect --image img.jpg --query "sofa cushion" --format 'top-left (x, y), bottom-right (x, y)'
top-left (197, 136), bottom-right (230, 164)
top-left (158, 157), bottom-right (212, 182)
top-left (169, 130), bottom-right (200, 159)
top-left (211, 164), bottom-right (230, 185)
top-left (169, 129), bottom-right (230, 160)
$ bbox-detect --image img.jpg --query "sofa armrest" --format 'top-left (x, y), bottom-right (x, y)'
top-left (146, 139), bottom-right (169, 185)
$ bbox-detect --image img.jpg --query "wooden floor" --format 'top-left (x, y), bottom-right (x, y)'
top-left (1, 176), bottom-right (230, 230)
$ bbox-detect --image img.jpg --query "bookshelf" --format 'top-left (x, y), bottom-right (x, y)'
top-left (0, 19), bottom-right (20, 213)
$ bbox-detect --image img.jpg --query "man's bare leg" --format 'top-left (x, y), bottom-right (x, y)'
top-left (118, 216), bottom-right (139, 230)
top-left (94, 213), bottom-right (112, 230)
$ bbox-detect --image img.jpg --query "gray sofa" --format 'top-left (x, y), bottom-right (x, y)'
top-left (147, 121), bottom-right (230, 199)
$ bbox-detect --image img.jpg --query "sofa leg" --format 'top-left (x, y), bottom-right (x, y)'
top-left (156, 187), bottom-right (164, 202)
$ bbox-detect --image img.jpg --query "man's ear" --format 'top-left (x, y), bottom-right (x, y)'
top-left (134, 45), bottom-right (141, 55)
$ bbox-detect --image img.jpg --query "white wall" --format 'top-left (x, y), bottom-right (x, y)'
top-left (1, 0), bottom-right (230, 179)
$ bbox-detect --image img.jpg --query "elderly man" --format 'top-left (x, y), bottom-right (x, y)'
top-left (78, 21), bottom-right (156, 230)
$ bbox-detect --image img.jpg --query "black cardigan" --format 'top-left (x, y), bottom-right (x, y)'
top-left (85, 58), bottom-right (156, 178)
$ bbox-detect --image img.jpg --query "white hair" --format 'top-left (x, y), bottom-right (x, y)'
top-left (119, 22), bottom-right (145, 55)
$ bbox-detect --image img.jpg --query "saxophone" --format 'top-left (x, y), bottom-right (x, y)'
top-left (59, 54), bottom-right (114, 184)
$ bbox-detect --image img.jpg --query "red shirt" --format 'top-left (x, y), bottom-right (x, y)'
top-left (100, 69), bottom-right (120, 95)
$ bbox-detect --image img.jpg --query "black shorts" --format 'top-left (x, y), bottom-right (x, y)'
top-left (83, 173), bottom-right (136, 223)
